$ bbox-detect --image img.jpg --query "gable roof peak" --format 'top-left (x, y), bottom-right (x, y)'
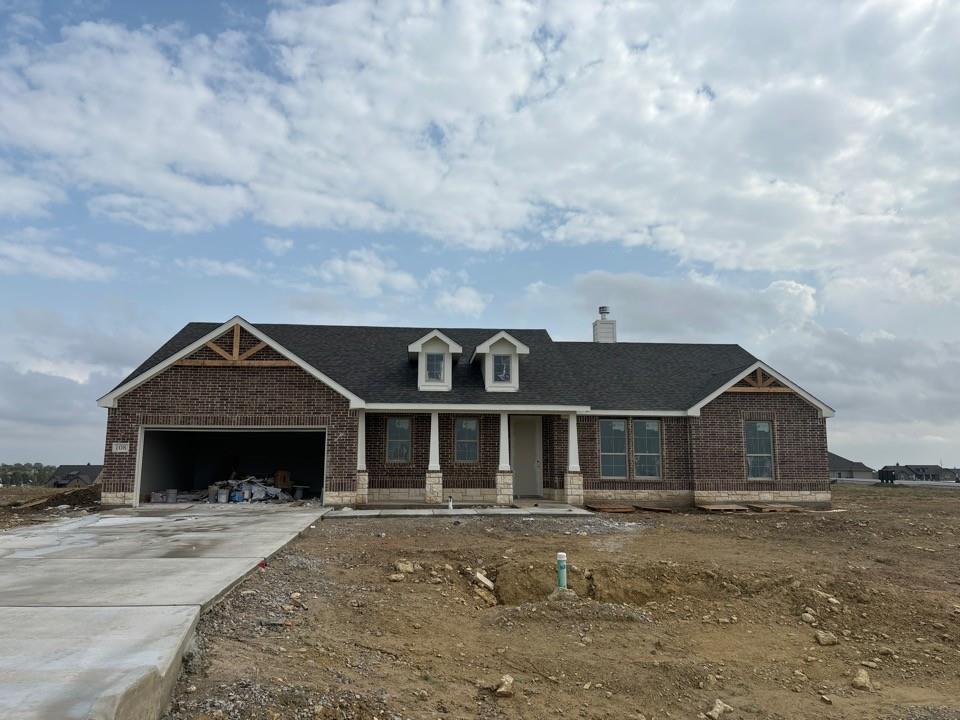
top-left (407, 329), bottom-right (463, 354)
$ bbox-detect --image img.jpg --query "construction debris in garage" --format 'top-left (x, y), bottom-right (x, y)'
top-left (149, 471), bottom-right (295, 504)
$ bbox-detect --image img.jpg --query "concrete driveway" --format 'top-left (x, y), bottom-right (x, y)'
top-left (0, 503), bottom-right (327, 720)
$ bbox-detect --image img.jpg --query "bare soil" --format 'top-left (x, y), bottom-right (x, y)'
top-left (164, 485), bottom-right (960, 720)
top-left (0, 485), bottom-right (100, 530)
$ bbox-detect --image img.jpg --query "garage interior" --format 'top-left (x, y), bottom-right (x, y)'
top-left (138, 429), bottom-right (326, 503)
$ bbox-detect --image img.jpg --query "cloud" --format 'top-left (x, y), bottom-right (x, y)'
top-left (435, 286), bottom-right (490, 318)
top-left (314, 247), bottom-right (418, 298)
top-left (0, 229), bottom-right (113, 279)
top-left (174, 257), bottom-right (256, 279)
top-left (263, 236), bottom-right (294, 256)
top-left (0, 1), bottom-right (952, 278)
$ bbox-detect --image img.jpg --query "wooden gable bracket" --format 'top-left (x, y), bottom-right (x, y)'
top-left (175, 324), bottom-right (296, 368)
top-left (727, 367), bottom-right (793, 393)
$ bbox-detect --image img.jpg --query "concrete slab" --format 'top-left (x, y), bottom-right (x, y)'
top-left (0, 557), bottom-right (262, 607)
top-left (431, 509), bottom-right (479, 516)
top-left (474, 508), bottom-right (530, 515)
top-left (0, 606), bottom-right (198, 720)
top-left (324, 509), bottom-right (382, 518)
top-left (0, 505), bottom-right (324, 719)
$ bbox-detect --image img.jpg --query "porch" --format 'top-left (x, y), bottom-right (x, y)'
top-left (349, 410), bottom-right (584, 506)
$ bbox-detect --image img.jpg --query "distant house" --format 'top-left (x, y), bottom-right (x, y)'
top-left (877, 464), bottom-right (959, 483)
top-left (47, 464), bottom-right (103, 488)
top-left (827, 452), bottom-right (875, 480)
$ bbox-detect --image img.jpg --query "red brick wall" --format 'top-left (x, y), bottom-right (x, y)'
top-left (364, 413), bottom-right (430, 489)
top-left (363, 413), bottom-right (499, 489)
top-left (577, 394), bottom-right (827, 493)
top-left (101, 345), bottom-right (358, 497)
top-left (542, 414), bottom-right (568, 489)
top-left (579, 416), bottom-right (692, 491)
top-left (691, 393), bottom-right (829, 492)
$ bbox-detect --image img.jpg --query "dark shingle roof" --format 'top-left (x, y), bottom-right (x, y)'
top-left (48, 464), bottom-right (102, 487)
top-left (115, 322), bottom-right (761, 411)
top-left (827, 451), bottom-right (874, 473)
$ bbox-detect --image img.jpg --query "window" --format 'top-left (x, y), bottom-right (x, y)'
top-left (492, 354), bottom-right (511, 382)
top-left (633, 420), bottom-right (661, 477)
top-left (455, 417), bottom-right (479, 462)
top-left (425, 353), bottom-right (444, 382)
top-left (599, 419), bottom-right (627, 478)
top-left (386, 417), bottom-right (411, 463)
top-left (745, 421), bottom-right (774, 478)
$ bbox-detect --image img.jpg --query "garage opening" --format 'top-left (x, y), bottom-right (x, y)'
top-left (138, 429), bottom-right (325, 504)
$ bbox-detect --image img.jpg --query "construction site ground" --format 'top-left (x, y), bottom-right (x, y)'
top-left (163, 484), bottom-right (960, 720)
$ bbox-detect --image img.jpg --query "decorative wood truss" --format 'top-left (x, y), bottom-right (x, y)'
top-left (727, 367), bottom-right (793, 393)
top-left (175, 324), bottom-right (296, 368)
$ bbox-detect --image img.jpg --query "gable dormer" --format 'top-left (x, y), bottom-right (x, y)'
top-left (408, 330), bottom-right (462, 392)
top-left (472, 331), bottom-right (529, 393)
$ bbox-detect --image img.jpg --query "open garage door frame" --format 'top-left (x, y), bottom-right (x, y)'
top-left (132, 425), bottom-right (328, 508)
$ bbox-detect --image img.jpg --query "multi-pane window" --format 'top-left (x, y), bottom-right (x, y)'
top-left (455, 417), bottom-right (479, 462)
top-left (386, 417), bottom-right (411, 463)
top-left (633, 420), bottom-right (661, 477)
top-left (425, 353), bottom-right (444, 382)
top-left (493, 354), bottom-right (511, 382)
top-left (745, 421), bottom-right (774, 478)
top-left (599, 419), bottom-right (627, 478)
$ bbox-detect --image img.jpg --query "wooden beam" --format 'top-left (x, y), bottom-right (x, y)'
top-left (726, 386), bottom-right (794, 393)
top-left (205, 340), bottom-right (234, 361)
top-left (238, 341), bottom-right (267, 361)
top-left (232, 325), bottom-right (240, 360)
top-left (176, 358), bottom-right (296, 368)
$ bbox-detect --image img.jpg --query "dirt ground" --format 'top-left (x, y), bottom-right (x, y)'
top-left (164, 485), bottom-right (960, 720)
top-left (0, 485), bottom-right (100, 530)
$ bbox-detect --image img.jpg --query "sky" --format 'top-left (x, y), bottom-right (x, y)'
top-left (1, 0), bottom-right (959, 469)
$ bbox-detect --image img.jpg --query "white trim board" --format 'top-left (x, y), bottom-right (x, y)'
top-left (687, 360), bottom-right (835, 418)
top-left (97, 316), bottom-right (364, 409)
top-left (362, 403), bottom-right (591, 413)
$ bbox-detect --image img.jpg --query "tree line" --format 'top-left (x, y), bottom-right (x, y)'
top-left (0, 463), bottom-right (57, 486)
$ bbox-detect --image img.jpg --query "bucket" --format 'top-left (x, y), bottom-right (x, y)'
top-left (217, 488), bottom-right (229, 504)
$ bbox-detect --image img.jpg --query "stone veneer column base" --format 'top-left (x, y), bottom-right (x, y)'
top-left (425, 471), bottom-right (443, 503)
top-left (495, 471), bottom-right (514, 505)
top-left (323, 491), bottom-right (357, 506)
top-left (101, 491), bottom-right (135, 507)
top-left (355, 471), bottom-right (369, 505)
top-left (563, 472), bottom-right (584, 505)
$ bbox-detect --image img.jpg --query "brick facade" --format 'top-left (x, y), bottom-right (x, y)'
top-left (100, 325), bottom-right (829, 508)
top-left (101, 327), bottom-right (358, 505)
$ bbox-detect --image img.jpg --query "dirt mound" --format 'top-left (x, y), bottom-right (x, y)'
top-left (11, 485), bottom-right (100, 512)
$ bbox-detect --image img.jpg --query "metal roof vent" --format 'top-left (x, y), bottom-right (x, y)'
top-left (592, 305), bottom-right (617, 343)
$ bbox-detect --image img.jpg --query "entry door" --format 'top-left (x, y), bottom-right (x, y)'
top-left (510, 416), bottom-right (542, 497)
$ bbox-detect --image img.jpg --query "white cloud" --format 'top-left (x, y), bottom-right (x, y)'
top-left (0, 230), bottom-right (113, 280)
top-left (263, 236), bottom-right (294, 256)
top-left (314, 247), bottom-right (418, 298)
top-left (174, 257), bottom-right (256, 279)
top-left (435, 286), bottom-right (490, 318)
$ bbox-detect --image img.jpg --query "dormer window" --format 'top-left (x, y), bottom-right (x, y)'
top-left (472, 331), bottom-right (529, 393)
top-left (426, 353), bottom-right (444, 382)
top-left (408, 330), bottom-right (462, 392)
top-left (493, 354), bottom-right (511, 383)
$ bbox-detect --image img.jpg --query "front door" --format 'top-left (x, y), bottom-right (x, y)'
top-left (510, 415), bottom-right (542, 497)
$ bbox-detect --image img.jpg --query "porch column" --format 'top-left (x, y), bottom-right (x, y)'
top-left (425, 411), bottom-right (442, 502)
top-left (495, 412), bottom-right (514, 505)
top-left (498, 412), bottom-right (511, 471)
top-left (567, 412), bottom-right (580, 472)
top-left (563, 413), bottom-right (584, 505)
top-left (355, 409), bottom-right (368, 505)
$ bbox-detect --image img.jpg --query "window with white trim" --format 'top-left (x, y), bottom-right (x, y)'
top-left (492, 354), bottom-right (511, 382)
top-left (599, 418), bottom-right (627, 478)
top-left (425, 353), bottom-right (444, 382)
top-left (386, 417), bottom-right (411, 463)
top-left (455, 417), bottom-right (479, 463)
top-left (745, 420), bottom-right (774, 479)
top-left (633, 419), bottom-right (661, 477)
